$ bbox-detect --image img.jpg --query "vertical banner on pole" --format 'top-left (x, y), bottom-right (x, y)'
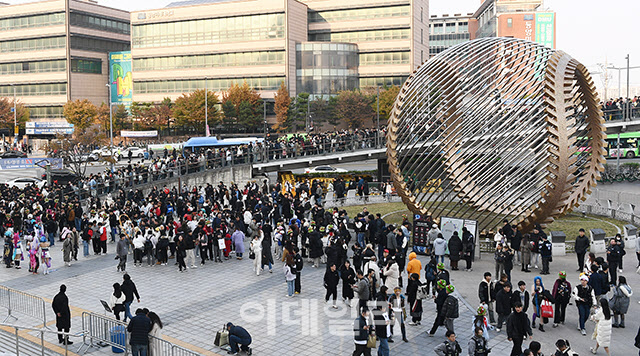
top-left (108, 52), bottom-right (133, 106)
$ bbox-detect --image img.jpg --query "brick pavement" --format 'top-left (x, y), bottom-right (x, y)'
top-left (0, 240), bottom-right (638, 356)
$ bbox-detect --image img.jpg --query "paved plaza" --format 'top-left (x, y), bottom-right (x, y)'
top-left (1, 236), bottom-right (639, 356)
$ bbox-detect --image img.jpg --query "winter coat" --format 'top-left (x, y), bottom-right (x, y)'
top-left (574, 235), bottom-right (590, 254)
top-left (448, 235), bottom-right (463, 261)
top-left (324, 268), bottom-right (339, 289)
top-left (62, 237), bottom-right (73, 263)
top-left (495, 289), bottom-right (512, 315)
top-left (610, 284), bottom-right (632, 314)
top-left (506, 310), bottom-right (532, 339)
top-left (232, 230), bottom-right (245, 254)
top-left (591, 308), bottom-right (612, 348)
top-left (127, 312), bottom-right (152, 346)
top-left (478, 279), bottom-right (495, 304)
top-left (406, 252), bottom-right (422, 278)
top-left (434, 237), bottom-right (447, 256)
top-left (382, 262), bottom-right (400, 291)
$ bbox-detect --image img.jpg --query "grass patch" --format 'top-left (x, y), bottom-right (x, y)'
top-left (342, 202), bottom-right (625, 239)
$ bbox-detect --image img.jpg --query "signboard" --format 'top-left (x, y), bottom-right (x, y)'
top-left (109, 51), bottom-right (133, 104)
top-left (26, 122), bottom-right (74, 128)
top-left (412, 216), bottom-right (432, 254)
top-left (26, 122), bottom-right (74, 135)
top-left (121, 130), bottom-right (158, 138)
top-left (535, 12), bottom-right (555, 48)
top-left (0, 158), bottom-right (63, 170)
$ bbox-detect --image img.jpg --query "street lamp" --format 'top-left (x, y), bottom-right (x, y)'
top-left (10, 84), bottom-right (17, 145)
top-left (204, 77), bottom-right (208, 137)
top-left (106, 84), bottom-right (113, 147)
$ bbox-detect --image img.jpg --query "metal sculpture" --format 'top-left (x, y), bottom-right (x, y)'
top-left (386, 38), bottom-right (605, 232)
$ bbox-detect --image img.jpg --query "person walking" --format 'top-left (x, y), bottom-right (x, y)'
top-left (428, 279), bottom-right (449, 336)
top-left (176, 235), bottom-right (187, 272)
top-left (406, 273), bottom-right (423, 326)
top-left (293, 247), bottom-right (303, 294)
top-left (355, 270), bottom-right (371, 313)
top-left (575, 228), bottom-right (590, 272)
top-left (121, 273), bottom-right (141, 322)
top-left (341, 260), bottom-right (356, 307)
top-left (551, 271), bottom-right (571, 327)
top-left (441, 284), bottom-right (459, 334)
top-left (388, 286), bottom-right (407, 342)
top-left (406, 252), bottom-right (422, 279)
top-left (468, 327), bottom-right (490, 356)
top-left (373, 303), bottom-right (391, 356)
top-left (52, 284), bottom-right (73, 345)
top-left (610, 275), bottom-right (632, 328)
top-left (520, 234), bottom-right (532, 272)
top-left (284, 255), bottom-right (296, 297)
top-left (434, 330), bottom-right (462, 356)
top-left (503, 244), bottom-right (515, 281)
top-left (462, 229), bottom-right (474, 271)
top-left (448, 231), bottom-right (462, 270)
top-left (590, 298), bottom-right (612, 356)
top-left (109, 283), bottom-right (126, 320)
top-left (606, 238), bottom-right (623, 285)
top-left (116, 234), bottom-right (128, 272)
top-left (127, 309), bottom-right (152, 356)
top-left (531, 276), bottom-right (553, 332)
top-left (434, 233), bottom-right (447, 264)
top-left (494, 243), bottom-right (506, 280)
top-left (478, 272), bottom-right (496, 325)
top-left (324, 263), bottom-right (339, 308)
top-left (226, 322), bottom-right (252, 355)
top-left (511, 281), bottom-right (530, 313)
top-left (148, 312), bottom-right (163, 356)
top-left (506, 301), bottom-right (533, 356)
top-left (62, 230), bottom-right (73, 267)
top-left (495, 282), bottom-right (512, 332)
top-left (539, 234), bottom-right (553, 275)
top-left (352, 307), bottom-right (371, 356)
top-left (572, 274), bottom-right (596, 336)
top-left (382, 258), bottom-right (399, 292)
top-left (250, 234), bottom-right (263, 276)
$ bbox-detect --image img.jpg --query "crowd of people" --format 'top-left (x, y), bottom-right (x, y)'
top-left (601, 96), bottom-right (640, 121)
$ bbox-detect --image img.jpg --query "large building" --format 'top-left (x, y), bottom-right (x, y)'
top-left (0, 0), bottom-right (130, 132)
top-left (428, 13), bottom-right (472, 58)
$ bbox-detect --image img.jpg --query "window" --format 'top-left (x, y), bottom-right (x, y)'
top-left (308, 5), bottom-right (410, 23)
top-left (0, 36), bottom-right (65, 53)
top-left (69, 12), bottom-right (130, 35)
top-left (0, 12), bottom-right (65, 31)
top-left (134, 77), bottom-right (285, 94)
top-left (0, 83), bottom-right (66, 96)
top-left (0, 60), bottom-right (66, 75)
top-left (133, 51), bottom-right (285, 71)
top-left (309, 28), bottom-right (410, 42)
top-left (507, 18), bottom-right (513, 27)
top-left (445, 23), bottom-right (456, 34)
top-left (70, 36), bottom-right (130, 52)
top-left (70, 58), bottom-right (102, 74)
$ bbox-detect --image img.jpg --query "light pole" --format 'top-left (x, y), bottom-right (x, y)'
top-left (12, 84), bottom-right (17, 145)
top-left (376, 86), bottom-right (380, 148)
top-left (204, 77), bottom-right (208, 137)
top-left (105, 84), bottom-right (113, 147)
top-left (263, 100), bottom-right (267, 162)
top-left (626, 54), bottom-right (630, 121)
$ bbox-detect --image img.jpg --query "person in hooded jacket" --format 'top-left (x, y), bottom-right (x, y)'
top-left (406, 273), bottom-right (423, 325)
top-left (448, 231), bottom-right (463, 270)
top-left (341, 260), bottom-right (356, 306)
top-left (531, 276), bottom-right (554, 332)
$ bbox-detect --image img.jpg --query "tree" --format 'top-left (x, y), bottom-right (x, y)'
top-left (63, 99), bottom-right (96, 131)
top-left (290, 92), bottom-right (310, 131)
top-left (221, 100), bottom-right (236, 131)
top-left (334, 90), bottom-right (375, 129)
top-left (148, 98), bottom-right (172, 130)
top-left (221, 81), bottom-right (263, 131)
top-left (114, 104), bottom-right (130, 132)
top-left (130, 101), bottom-right (152, 130)
top-left (96, 103), bottom-right (110, 135)
top-left (173, 89), bottom-right (221, 133)
top-left (45, 126), bottom-right (106, 177)
top-left (377, 85), bottom-right (400, 123)
top-left (0, 97), bottom-right (29, 131)
top-left (273, 81), bottom-right (291, 132)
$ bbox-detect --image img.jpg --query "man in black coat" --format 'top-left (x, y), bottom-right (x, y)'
top-left (127, 308), bottom-right (152, 355)
top-left (52, 284), bottom-right (72, 345)
top-left (574, 228), bottom-right (590, 272)
top-left (324, 263), bottom-right (340, 309)
top-left (506, 301), bottom-right (532, 356)
top-left (511, 281), bottom-right (530, 313)
top-left (121, 273), bottom-right (141, 322)
top-left (495, 282), bottom-right (512, 332)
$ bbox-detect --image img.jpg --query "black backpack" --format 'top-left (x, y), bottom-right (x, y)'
top-left (446, 296), bottom-right (459, 319)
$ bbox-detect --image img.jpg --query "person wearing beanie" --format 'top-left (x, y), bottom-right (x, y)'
top-left (572, 274), bottom-right (596, 335)
top-left (552, 271), bottom-right (572, 327)
top-left (472, 306), bottom-right (491, 341)
top-left (429, 279), bottom-right (450, 336)
top-left (436, 262), bottom-right (450, 285)
top-left (441, 284), bottom-right (459, 334)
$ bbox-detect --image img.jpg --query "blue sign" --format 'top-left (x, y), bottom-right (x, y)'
top-left (0, 158), bottom-right (63, 170)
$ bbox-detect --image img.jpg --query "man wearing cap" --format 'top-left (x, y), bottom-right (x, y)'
top-left (575, 228), bottom-right (590, 272)
top-left (572, 274), bottom-right (595, 335)
top-left (552, 272), bottom-right (572, 327)
top-left (225, 322), bottom-right (252, 355)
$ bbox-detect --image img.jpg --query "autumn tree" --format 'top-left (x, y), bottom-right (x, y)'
top-left (63, 99), bottom-right (96, 131)
top-left (221, 81), bottom-right (263, 130)
top-left (290, 92), bottom-right (310, 131)
top-left (173, 89), bottom-right (221, 133)
top-left (334, 90), bottom-right (375, 129)
top-left (130, 101), bottom-right (152, 130)
top-left (273, 81), bottom-right (291, 132)
top-left (0, 97), bottom-right (29, 131)
top-left (114, 104), bottom-right (130, 131)
top-left (149, 97), bottom-right (173, 130)
top-left (96, 103), bottom-right (110, 135)
top-left (376, 85), bottom-right (400, 123)
top-left (45, 127), bottom-right (106, 177)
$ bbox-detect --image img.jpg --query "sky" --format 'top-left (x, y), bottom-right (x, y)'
top-left (7, 0), bottom-right (640, 95)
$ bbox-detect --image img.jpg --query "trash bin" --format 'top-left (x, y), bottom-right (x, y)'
top-left (550, 231), bottom-right (566, 256)
top-left (590, 228), bottom-right (606, 253)
top-left (110, 325), bottom-right (126, 353)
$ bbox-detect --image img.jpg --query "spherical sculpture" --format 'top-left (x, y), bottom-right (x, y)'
top-left (386, 38), bottom-right (606, 231)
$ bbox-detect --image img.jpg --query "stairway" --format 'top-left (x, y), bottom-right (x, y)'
top-left (0, 328), bottom-right (60, 356)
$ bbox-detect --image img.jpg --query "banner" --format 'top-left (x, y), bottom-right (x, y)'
top-left (121, 130), bottom-right (158, 138)
top-left (26, 122), bottom-right (74, 135)
top-left (535, 13), bottom-right (555, 48)
top-left (109, 51), bottom-right (133, 104)
top-left (0, 158), bottom-right (63, 170)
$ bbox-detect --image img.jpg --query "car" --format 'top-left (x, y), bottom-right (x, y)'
top-left (304, 165), bottom-right (348, 174)
top-left (67, 152), bottom-right (99, 163)
top-left (91, 147), bottom-right (122, 160)
top-left (122, 147), bottom-right (147, 159)
top-left (4, 177), bottom-right (45, 189)
top-left (41, 169), bottom-right (80, 186)
top-left (0, 150), bottom-right (27, 158)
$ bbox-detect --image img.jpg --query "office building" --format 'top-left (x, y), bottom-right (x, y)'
top-left (428, 13), bottom-right (472, 58)
top-left (0, 0), bottom-right (130, 133)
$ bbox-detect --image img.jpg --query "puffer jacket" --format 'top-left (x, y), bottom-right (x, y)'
top-left (406, 252), bottom-right (422, 278)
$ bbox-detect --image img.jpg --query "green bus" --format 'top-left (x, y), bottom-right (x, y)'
top-left (605, 131), bottom-right (640, 159)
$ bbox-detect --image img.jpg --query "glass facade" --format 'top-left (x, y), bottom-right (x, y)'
top-left (359, 76), bottom-right (407, 88)
top-left (308, 5), bottom-right (410, 23)
top-left (70, 36), bottom-right (130, 52)
top-left (70, 12), bottom-right (130, 35)
top-left (133, 51), bottom-right (285, 71)
top-left (0, 60), bottom-right (66, 75)
top-left (429, 33), bottom-right (470, 49)
top-left (309, 28), bottom-right (410, 42)
top-left (28, 106), bottom-right (64, 119)
top-left (0, 83), bottom-right (66, 96)
top-left (132, 13), bottom-right (285, 48)
top-left (359, 51), bottom-right (410, 65)
top-left (296, 42), bottom-right (358, 96)
top-left (0, 36), bottom-right (65, 53)
top-left (134, 77), bottom-right (285, 94)
top-left (70, 58), bottom-right (102, 74)
top-left (0, 12), bottom-right (65, 31)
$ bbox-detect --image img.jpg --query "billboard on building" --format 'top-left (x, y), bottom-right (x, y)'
top-left (535, 12), bottom-right (555, 49)
top-left (109, 51), bottom-right (133, 104)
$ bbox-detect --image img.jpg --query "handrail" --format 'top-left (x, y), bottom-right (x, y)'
top-left (0, 322), bottom-right (87, 356)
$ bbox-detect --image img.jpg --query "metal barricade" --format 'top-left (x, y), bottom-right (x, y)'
top-left (81, 312), bottom-right (128, 355)
top-left (171, 344), bottom-right (201, 356)
top-left (0, 322), bottom-right (87, 356)
top-left (0, 285), bottom-right (49, 328)
top-left (149, 335), bottom-right (173, 356)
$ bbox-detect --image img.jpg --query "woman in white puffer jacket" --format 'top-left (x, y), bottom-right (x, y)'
top-left (590, 298), bottom-right (612, 356)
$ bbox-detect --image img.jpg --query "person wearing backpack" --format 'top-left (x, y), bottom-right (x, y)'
top-left (424, 256), bottom-right (438, 297)
top-left (551, 271), bottom-right (572, 327)
top-left (468, 327), bottom-right (491, 356)
top-left (441, 285), bottom-right (459, 334)
top-left (611, 275), bottom-right (633, 328)
top-left (81, 222), bottom-right (93, 257)
top-left (434, 330), bottom-right (462, 356)
top-left (429, 280), bottom-right (451, 336)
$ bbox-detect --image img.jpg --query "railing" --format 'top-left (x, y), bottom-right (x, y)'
top-left (171, 343), bottom-right (201, 356)
top-left (0, 322), bottom-right (87, 356)
top-left (0, 286), bottom-right (49, 328)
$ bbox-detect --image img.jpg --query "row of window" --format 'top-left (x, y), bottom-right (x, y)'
top-left (133, 51), bottom-right (285, 72)
top-left (70, 36), bottom-right (130, 53)
top-left (28, 106), bottom-right (64, 119)
top-left (359, 52), bottom-right (410, 65)
top-left (134, 77), bottom-right (285, 94)
top-left (431, 22), bottom-right (469, 35)
top-left (0, 12), bottom-right (64, 32)
top-left (309, 28), bottom-right (410, 43)
top-left (297, 77), bottom-right (359, 95)
top-left (297, 51), bottom-right (358, 70)
top-left (132, 13), bottom-right (285, 48)
top-left (0, 36), bottom-right (65, 53)
top-left (429, 33), bottom-right (471, 48)
top-left (308, 5), bottom-right (410, 23)
top-left (70, 12), bottom-right (130, 35)
top-left (359, 76), bottom-right (407, 88)
top-left (0, 60), bottom-right (66, 75)
top-left (70, 58), bottom-right (102, 74)
top-left (0, 83), bottom-right (66, 96)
